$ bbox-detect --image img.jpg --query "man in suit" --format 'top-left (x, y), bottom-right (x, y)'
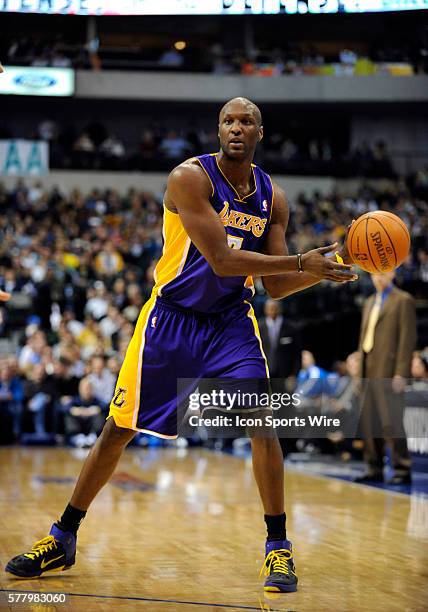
top-left (356, 271), bottom-right (417, 485)
top-left (259, 300), bottom-right (302, 458)
top-left (258, 299), bottom-right (302, 390)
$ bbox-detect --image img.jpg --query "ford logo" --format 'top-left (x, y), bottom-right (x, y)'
top-left (13, 74), bottom-right (57, 89)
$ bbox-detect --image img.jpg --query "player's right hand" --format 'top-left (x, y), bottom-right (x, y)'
top-left (0, 290), bottom-right (11, 301)
top-left (302, 243), bottom-right (358, 282)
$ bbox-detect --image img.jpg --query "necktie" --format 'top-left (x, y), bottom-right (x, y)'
top-left (362, 293), bottom-right (382, 353)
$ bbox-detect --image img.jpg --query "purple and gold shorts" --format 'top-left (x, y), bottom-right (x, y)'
top-left (107, 296), bottom-right (268, 438)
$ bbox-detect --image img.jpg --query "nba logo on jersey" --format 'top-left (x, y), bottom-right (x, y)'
top-left (151, 316), bottom-right (157, 328)
top-left (262, 200), bottom-right (268, 212)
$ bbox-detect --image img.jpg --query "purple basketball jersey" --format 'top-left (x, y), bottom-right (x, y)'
top-left (153, 153), bottom-right (274, 313)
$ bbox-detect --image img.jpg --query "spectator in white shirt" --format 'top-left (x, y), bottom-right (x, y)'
top-left (86, 355), bottom-right (115, 409)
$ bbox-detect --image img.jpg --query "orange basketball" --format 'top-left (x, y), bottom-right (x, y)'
top-left (347, 211), bottom-right (410, 273)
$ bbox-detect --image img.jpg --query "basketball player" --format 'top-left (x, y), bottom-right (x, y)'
top-left (5, 98), bottom-right (356, 592)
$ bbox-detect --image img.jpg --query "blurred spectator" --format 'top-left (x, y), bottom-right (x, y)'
top-left (296, 350), bottom-right (329, 398)
top-left (324, 351), bottom-right (363, 459)
top-left (329, 352), bottom-right (361, 415)
top-left (258, 299), bottom-right (302, 390)
top-left (159, 131), bottom-right (192, 160)
top-left (75, 316), bottom-right (106, 360)
top-left (404, 352), bottom-right (428, 457)
top-left (86, 355), bottom-right (115, 409)
top-left (158, 47), bottom-right (184, 68)
top-left (63, 377), bottom-right (104, 447)
top-left (0, 363), bottom-right (24, 440)
top-left (123, 283), bottom-right (144, 323)
top-left (107, 355), bottom-right (121, 379)
top-left (23, 363), bottom-right (52, 435)
top-left (38, 119), bottom-right (58, 142)
top-left (100, 133), bottom-right (126, 159)
top-left (112, 277), bottom-right (128, 310)
top-left (73, 132), bottom-right (95, 153)
top-left (50, 357), bottom-right (80, 403)
top-left (139, 129), bottom-right (158, 163)
top-left (99, 305), bottom-right (122, 339)
top-left (281, 139), bottom-right (298, 162)
top-left (18, 330), bottom-right (47, 375)
top-left (411, 353), bottom-right (428, 380)
top-left (85, 282), bottom-right (109, 320)
top-left (51, 51), bottom-right (71, 67)
top-left (94, 243), bottom-right (124, 279)
top-left (417, 249), bottom-right (428, 283)
top-left (372, 141), bottom-right (394, 177)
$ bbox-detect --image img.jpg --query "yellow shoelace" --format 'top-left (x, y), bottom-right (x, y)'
top-left (260, 549), bottom-right (294, 577)
top-left (24, 536), bottom-right (58, 560)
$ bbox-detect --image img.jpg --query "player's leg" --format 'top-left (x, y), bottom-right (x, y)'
top-left (250, 430), bottom-right (297, 592)
top-left (4, 298), bottom-right (158, 579)
top-left (70, 416), bottom-right (136, 510)
top-left (205, 302), bottom-right (297, 592)
top-left (5, 297), bottom-right (203, 579)
top-left (4, 415), bottom-right (136, 579)
top-left (250, 435), bottom-right (284, 515)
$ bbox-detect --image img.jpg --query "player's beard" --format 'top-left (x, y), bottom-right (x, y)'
top-left (221, 142), bottom-right (255, 163)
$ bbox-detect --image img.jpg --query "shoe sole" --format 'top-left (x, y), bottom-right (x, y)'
top-left (264, 583), bottom-right (297, 593)
top-left (5, 563), bottom-right (74, 579)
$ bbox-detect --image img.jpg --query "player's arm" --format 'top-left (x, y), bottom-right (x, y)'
top-left (261, 183), bottom-right (357, 299)
top-left (165, 164), bottom-right (354, 279)
top-left (0, 290), bottom-right (10, 301)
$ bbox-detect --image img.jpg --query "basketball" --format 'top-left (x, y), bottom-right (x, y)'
top-left (347, 211), bottom-right (410, 273)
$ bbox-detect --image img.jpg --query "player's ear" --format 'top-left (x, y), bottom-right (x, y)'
top-left (258, 126), bottom-right (264, 142)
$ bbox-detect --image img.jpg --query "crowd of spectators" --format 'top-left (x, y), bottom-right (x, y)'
top-left (0, 116), bottom-right (399, 178)
top-left (2, 32), bottom-right (427, 75)
top-left (0, 169), bottom-right (427, 446)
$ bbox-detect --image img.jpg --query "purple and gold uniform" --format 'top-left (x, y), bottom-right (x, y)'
top-left (108, 153), bottom-right (274, 436)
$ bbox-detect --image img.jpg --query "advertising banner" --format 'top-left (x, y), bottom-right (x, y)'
top-left (0, 66), bottom-right (74, 97)
top-left (0, 0), bottom-right (427, 15)
top-left (0, 140), bottom-right (49, 176)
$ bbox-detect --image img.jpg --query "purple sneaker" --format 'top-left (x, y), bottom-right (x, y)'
top-left (260, 539), bottom-right (298, 592)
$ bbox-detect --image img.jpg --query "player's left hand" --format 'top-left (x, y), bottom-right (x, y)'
top-left (392, 375), bottom-right (406, 394)
top-left (0, 290), bottom-right (11, 301)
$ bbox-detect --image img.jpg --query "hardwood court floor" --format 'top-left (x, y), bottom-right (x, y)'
top-left (0, 446), bottom-right (427, 612)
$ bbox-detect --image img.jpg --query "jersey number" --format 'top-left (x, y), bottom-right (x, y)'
top-left (227, 235), bottom-right (243, 250)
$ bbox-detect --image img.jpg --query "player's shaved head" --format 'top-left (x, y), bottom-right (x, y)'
top-left (218, 97), bottom-right (263, 160)
top-left (219, 97), bottom-right (262, 126)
